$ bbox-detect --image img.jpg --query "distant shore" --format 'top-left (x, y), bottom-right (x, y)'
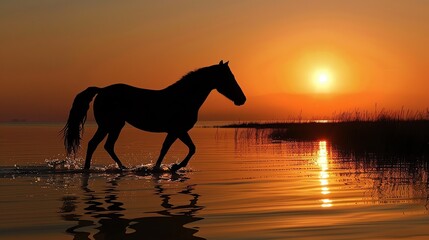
top-left (219, 119), bottom-right (429, 154)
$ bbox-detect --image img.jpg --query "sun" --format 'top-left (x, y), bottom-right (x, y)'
top-left (318, 73), bottom-right (329, 84)
top-left (313, 69), bottom-right (332, 93)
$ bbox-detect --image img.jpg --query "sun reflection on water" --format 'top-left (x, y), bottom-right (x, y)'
top-left (317, 141), bottom-right (332, 208)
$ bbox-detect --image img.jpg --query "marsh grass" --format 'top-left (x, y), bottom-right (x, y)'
top-left (221, 110), bottom-right (429, 154)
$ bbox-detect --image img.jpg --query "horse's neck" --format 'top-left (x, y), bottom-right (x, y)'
top-left (165, 78), bottom-right (214, 110)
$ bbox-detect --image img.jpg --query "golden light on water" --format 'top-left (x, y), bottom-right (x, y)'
top-left (317, 141), bottom-right (333, 208)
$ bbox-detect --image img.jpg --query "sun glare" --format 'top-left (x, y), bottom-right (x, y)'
top-left (313, 69), bottom-right (332, 93)
top-left (318, 73), bottom-right (329, 84)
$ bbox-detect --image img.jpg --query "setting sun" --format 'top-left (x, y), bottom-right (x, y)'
top-left (313, 69), bottom-right (332, 93)
top-left (318, 72), bottom-right (329, 84)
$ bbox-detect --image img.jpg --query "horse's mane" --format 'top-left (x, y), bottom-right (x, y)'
top-left (165, 65), bottom-right (214, 90)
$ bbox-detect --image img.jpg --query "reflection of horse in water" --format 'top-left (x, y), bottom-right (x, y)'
top-left (60, 173), bottom-right (205, 240)
top-left (63, 61), bottom-right (246, 171)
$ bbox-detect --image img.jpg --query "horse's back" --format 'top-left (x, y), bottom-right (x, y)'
top-left (100, 83), bottom-right (153, 96)
top-left (93, 84), bottom-right (154, 121)
top-left (93, 84), bottom-right (192, 132)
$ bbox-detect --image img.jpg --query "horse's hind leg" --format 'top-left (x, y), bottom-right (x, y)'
top-left (85, 128), bottom-right (108, 170)
top-left (104, 123), bottom-right (126, 169)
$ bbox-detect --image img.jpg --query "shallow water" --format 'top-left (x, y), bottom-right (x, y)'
top-left (1, 123), bottom-right (429, 240)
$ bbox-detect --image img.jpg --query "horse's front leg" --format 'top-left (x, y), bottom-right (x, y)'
top-left (154, 133), bottom-right (177, 170)
top-left (171, 132), bottom-right (195, 172)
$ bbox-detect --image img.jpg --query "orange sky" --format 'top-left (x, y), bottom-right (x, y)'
top-left (1, 1), bottom-right (428, 122)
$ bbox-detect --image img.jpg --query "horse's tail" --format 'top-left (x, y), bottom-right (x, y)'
top-left (62, 87), bottom-right (100, 156)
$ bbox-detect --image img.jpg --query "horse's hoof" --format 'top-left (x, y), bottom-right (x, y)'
top-left (152, 166), bottom-right (163, 173)
top-left (170, 164), bottom-right (181, 173)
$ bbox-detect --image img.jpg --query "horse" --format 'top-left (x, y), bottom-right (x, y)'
top-left (63, 60), bottom-right (246, 172)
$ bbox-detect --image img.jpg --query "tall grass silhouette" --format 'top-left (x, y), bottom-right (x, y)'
top-left (221, 109), bottom-right (429, 154)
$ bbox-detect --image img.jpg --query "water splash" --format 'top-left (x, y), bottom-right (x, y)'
top-left (0, 158), bottom-right (192, 177)
top-left (45, 157), bottom-right (83, 170)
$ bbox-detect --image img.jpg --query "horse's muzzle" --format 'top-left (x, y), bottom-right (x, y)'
top-left (234, 97), bottom-right (246, 106)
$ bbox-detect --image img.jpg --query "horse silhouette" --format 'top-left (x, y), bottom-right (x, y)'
top-left (63, 60), bottom-right (246, 172)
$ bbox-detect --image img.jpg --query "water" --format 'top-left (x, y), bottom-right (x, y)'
top-left (1, 123), bottom-right (429, 240)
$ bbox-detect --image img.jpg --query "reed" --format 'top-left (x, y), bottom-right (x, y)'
top-left (220, 110), bottom-right (429, 154)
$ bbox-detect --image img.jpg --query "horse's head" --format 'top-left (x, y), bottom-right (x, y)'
top-left (214, 60), bottom-right (246, 106)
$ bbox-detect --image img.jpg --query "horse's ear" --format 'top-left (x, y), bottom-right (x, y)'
top-left (219, 60), bottom-right (224, 65)
top-left (225, 61), bottom-right (229, 65)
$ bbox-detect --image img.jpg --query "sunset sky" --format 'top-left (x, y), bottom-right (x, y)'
top-left (1, 1), bottom-right (428, 122)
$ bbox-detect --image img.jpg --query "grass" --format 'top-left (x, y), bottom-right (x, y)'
top-left (220, 109), bottom-right (429, 154)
